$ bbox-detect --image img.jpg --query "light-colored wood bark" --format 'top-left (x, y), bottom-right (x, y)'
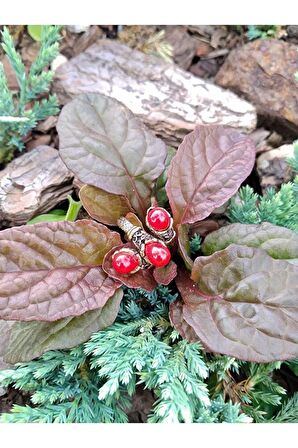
top-left (0, 146), bottom-right (73, 226)
top-left (54, 40), bottom-right (257, 147)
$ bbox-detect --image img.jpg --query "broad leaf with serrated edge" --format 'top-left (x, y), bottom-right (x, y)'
top-left (173, 245), bottom-right (298, 362)
top-left (0, 288), bottom-right (123, 366)
top-left (57, 93), bottom-right (167, 218)
top-left (0, 220), bottom-right (121, 321)
top-left (202, 222), bottom-right (298, 260)
top-left (166, 125), bottom-right (255, 225)
top-left (79, 184), bottom-right (133, 226)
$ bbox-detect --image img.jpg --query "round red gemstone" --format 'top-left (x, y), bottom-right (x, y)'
top-left (145, 241), bottom-right (171, 267)
top-left (147, 207), bottom-right (171, 231)
top-left (112, 250), bottom-right (140, 274)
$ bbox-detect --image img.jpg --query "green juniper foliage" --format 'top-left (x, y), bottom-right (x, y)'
top-left (189, 233), bottom-right (201, 255)
top-left (1, 139), bottom-right (298, 423)
top-left (228, 141), bottom-right (298, 232)
top-left (0, 26), bottom-right (61, 163)
top-left (0, 348), bottom-right (129, 423)
top-left (269, 393), bottom-right (298, 423)
top-left (288, 140), bottom-right (298, 196)
top-left (0, 285), bottom-right (296, 423)
top-left (246, 25), bottom-right (279, 40)
top-left (228, 184), bottom-right (298, 231)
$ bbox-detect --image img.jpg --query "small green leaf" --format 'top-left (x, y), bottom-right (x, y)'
top-left (27, 212), bottom-right (66, 224)
top-left (27, 195), bottom-right (81, 225)
top-left (27, 25), bottom-right (43, 42)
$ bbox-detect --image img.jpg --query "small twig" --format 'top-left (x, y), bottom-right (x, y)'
top-left (0, 116), bottom-right (29, 123)
top-left (201, 48), bottom-right (229, 59)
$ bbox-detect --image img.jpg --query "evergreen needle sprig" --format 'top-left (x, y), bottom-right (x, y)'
top-left (228, 141), bottom-right (298, 231)
top-left (2, 284), bottom-right (294, 423)
top-left (0, 26), bottom-right (62, 163)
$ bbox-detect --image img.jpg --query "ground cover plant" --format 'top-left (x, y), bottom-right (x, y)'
top-left (0, 26), bottom-right (61, 163)
top-left (0, 91), bottom-right (297, 421)
top-left (1, 91), bottom-right (297, 365)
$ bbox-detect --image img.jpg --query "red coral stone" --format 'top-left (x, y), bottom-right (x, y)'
top-left (145, 241), bottom-right (171, 267)
top-left (112, 250), bottom-right (140, 274)
top-left (147, 207), bottom-right (171, 231)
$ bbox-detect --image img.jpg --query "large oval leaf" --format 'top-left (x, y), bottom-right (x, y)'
top-left (165, 125), bottom-right (255, 225)
top-left (57, 93), bottom-right (167, 218)
top-left (202, 222), bottom-right (298, 260)
top-left (0, 220), bottom-right (121, 321)
top-left (174, 245), bottom-right (298, 362)
top-left (0, 288), bottom-right (123, 366)
top-left (79, 184), bottom-right (134, 226)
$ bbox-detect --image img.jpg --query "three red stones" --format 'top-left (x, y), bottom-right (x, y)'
top-left (112, 207), bottom-right (173, 275)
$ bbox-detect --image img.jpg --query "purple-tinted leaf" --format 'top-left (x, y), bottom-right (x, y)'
top-left (155, 146), bottom-right (176, 207)
top-left (169, 298), bottom-right (198, 342)
top-left (174, 245), bottom-right (298, 362)
top-left (0, 220), bottom-right (121, 321)
top-left (102, 243), bottom-right (157, 291)
top-left (177, 224), bottom-right (193, 270)
top-left (57, 93), bottom-right (167, 219)
top-left (166, 125), bottom-right (255, 225)
top-left (202, 222), bottom-right (298, 260)
top-left (153, 261), bottom-right (177, 285)
top-left (79, 184), bottom-right (133, 226)
top-left (190, 220), bottom-right (220, 238)
top-left (0, 288), bottom-right (123, 366)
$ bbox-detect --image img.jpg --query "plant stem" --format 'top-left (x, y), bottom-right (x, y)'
top-left (65, 195), bottom-right (82, 222)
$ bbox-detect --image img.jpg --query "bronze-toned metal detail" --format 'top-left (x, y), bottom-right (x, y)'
top-left (145, 207), bottom-right (176, 244)
top-left (117, 217), bottom-right (164, 266)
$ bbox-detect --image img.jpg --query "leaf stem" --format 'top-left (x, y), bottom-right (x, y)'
top-left (65, 195), bottom-right (82, 222)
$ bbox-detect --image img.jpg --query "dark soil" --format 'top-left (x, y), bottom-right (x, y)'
top-left (0, 388), bottom-right (31, 414)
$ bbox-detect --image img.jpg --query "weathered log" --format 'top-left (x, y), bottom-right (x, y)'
top-left (0, 146), bottom-right (73, 226)
top-left (53, 40), bottom-right (257, 147)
